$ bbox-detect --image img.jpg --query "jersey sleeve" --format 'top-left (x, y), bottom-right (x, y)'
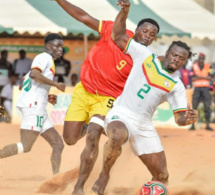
top-left (98, 20), bottom-right (113, 35)
top-left (167, 80), bottom-right (188, 113)
top-left (99, 20), bottom-right (134, 38)
top-left (123, 39), bottom-right (152, 64)
top-left (31, 53), bottom-right (49, 73)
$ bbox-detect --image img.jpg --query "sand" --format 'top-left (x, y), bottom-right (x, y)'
top-left (0, 123), bottom-right (215, 195)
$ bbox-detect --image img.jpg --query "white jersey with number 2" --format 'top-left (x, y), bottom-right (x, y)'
top-left (113, 39), bottom-right (187, 126)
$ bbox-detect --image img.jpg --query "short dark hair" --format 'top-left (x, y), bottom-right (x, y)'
top-left (168, 41), bottom-right (192, 58)
top-left (44, 33), bottom-right (63, 44)
top-left (19, 49), bottom-right (26, 54)
top-left (137, 18), bottom-right (160, 33)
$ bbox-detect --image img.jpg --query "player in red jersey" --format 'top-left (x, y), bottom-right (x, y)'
top-left (81, 20), bottom-right (133, 98)
top-left (53, 0), bottom-right (159, 194)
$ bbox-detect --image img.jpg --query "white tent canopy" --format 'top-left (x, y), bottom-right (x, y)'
top-left (0, 0), bottom-right (215, 40)
top-left (143, 0), bottom-right (215, 39)
top-left (0, 0), bottom-right (136, 36)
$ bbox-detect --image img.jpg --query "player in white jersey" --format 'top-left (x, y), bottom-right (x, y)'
top-left (91, 1), bottom-right (199, 194)
top-left (0, 33), bottom-right (66, 175)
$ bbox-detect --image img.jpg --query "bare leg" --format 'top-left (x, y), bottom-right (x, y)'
top-left (63, 121), bottom-right (87, 145)
top-left (73, 116), bottom-right (104, 195)
top-left (138, 151), bottom-right (169, 184)
top-left (0, 129), bottom-right (39, 158)
top-left (92, 121), bottom-right (128, 195)
top-left (41, 128), bottom-right (64, 175)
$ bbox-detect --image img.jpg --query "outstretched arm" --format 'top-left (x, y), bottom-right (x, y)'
top-left (111, 0), bottom-right (130, 50)
top-left (174, 105), bottom-right (199, 126)
top-left (192, 75), bottom-right (211, 81)
top-left (53, 0), bottom-right (99, 31)
top-left (30, 69), bottom-right (66, 92)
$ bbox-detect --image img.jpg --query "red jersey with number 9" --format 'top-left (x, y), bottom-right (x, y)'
top-left (80, 21), bottom-right (134, 98)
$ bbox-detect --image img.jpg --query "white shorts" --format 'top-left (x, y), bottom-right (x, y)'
top-left (104, 107), bottom-right (164, 156)
top-left (19, 107), bottom-right (53, 134)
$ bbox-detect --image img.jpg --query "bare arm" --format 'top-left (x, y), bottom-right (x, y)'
top-left (174, 105), bottom-right (198, 126)
top-left (111, 0), bottom-right (130, 50)
top-left (192, 75), bottom-right (211, 81)
top-left (30, 69), bottom-right (66, 92)
top-left (54, 0), bottom-right (99, 31)
top-left (19, 79), bottom-right (24, 90)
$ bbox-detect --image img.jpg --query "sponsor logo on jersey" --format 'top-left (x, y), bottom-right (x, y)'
top-left (111, 115), bottom-right (120, 120)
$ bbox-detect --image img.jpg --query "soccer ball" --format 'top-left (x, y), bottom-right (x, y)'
top-left (140, 181), bottom-right (169, 195)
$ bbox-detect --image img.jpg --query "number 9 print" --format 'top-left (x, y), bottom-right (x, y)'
top-left (116, 60), bottom-right (127, 70)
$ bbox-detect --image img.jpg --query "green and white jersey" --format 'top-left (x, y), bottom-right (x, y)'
top-left (113, 39), bottom-right (187, 122)
top-left (16, 52), bottom-right (55, 114)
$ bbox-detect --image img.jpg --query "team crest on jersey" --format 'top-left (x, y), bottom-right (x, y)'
top-left (111, 115), bottom-right (120, 120)
top-left (164, 80), bottom-right (170, 88)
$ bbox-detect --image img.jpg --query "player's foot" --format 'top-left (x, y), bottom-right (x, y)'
top-left (92, 173), bottom-right (109, 195)
top-left (86, 190), bottom-right (98, 195)
top-left (206, 125), bottom-right (214, 131)
top-left (72, 189), bottom-right (85, 195)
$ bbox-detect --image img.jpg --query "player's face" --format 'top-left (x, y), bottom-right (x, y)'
top-left (48, 39), bottom-right (64, 59)
top-left (134, 22), bottom-right (158, 46)
top-left (164, 45), bottom-right (189, 73)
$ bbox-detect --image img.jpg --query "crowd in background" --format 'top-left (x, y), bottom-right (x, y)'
top-left (179, 53), bottom-right (215, 130)
top-left (0, 49), bottom-right (79, 122)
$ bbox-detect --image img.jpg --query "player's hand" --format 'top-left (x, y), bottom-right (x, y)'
top-left (48, 94), bottom-right (57, 105)
top-left (157, 55), bottom-right (164, 61)
top-left (116, 0), bottom-right (130, 9)
top-left (185, 104), bottom-right (199, 123)
top-left (56, 82), bottom-right (66, 92)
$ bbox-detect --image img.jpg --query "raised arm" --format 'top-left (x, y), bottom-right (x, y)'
top-left (111, 0), bottom-right (130, 50)
top-left (54, 0), bottom-right (99, 31)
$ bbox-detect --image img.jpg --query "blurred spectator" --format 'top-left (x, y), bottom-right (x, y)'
top-left (0, 50), bottom-right (13, 91)
top-left (0, 71), bottom-right (19, 118)
top-left (179, 63), bottom-right (192, 89)
top-left (54, 48), bottom-right (71, 83)
top-left (185, 58), bottom-right (193, 71)
top-left (14, 49), bottom-right (32, 84)
top-left (71, 73), bottom-right (78, 86)
top-left (190, 53), bottom-right (213, 131)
